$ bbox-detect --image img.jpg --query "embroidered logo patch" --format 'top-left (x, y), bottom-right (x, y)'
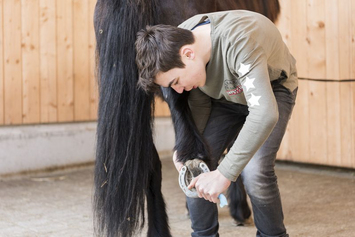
top-left (224, 79), bottom-right (243, 95)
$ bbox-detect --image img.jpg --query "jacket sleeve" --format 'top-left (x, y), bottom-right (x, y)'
top-left (217, 41), bottom-right (279, 182)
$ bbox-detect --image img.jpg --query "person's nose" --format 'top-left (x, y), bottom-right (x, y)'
top-left (172, 85), bottom-right (184, 94)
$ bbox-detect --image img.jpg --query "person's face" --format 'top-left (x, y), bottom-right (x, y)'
top-left (155, 49), bottom-right (206, 94)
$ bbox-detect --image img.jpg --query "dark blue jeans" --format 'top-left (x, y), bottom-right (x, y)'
top-left (187, 83), bottom-right (297, 237)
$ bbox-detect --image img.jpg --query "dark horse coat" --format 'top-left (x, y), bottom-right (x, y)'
top-left (93, 0), bottom-right (280, 236)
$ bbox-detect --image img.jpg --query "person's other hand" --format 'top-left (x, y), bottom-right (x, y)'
top-left (188, 169), bottom-right (231, 203)
top-left (172, 150), bottom-right (184, 172)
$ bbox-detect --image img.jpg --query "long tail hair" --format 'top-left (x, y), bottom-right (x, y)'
top-left (93, 0), bottom-right (162, 236)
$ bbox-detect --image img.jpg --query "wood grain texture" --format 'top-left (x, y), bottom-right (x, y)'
top-left (290, 0), bottom-right (310, 162)
top-left (57, 0), bottom-right (74, 122)
top-left (277, 0), bottom-right (355, 168)
top-left (3, 0), bottom-right (22, 124)
top-left (22, 0), bottom-right (40, 124)
top-left (73, 0), bottom-right (90, 121)
top-left (0, 0), bottom-right (4, 124)
top-left (40, 0), bottom-right (57, 123)
top-left (155, 97), bottom-right (171, 117)
top-left (89, 0), bottom-right (98, 120)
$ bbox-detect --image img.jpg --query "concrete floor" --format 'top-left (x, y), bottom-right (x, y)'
top-left (0, 157), bottom-right (354, 237)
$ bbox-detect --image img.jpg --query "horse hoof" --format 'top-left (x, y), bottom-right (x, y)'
top-left (234, 221), bottom-right (245, 227)
top-left (233, 217), bottom-right (253, 227)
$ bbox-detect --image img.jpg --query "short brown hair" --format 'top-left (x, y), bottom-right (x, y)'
top-left (135, 24), bottom-right (195, 92)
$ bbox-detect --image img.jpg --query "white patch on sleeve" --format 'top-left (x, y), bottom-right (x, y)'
top-left (243, 77), bottom-right (255, 92)
top-left (238, 63), bottom-right (251, 76)
top-left (248, 93), bottom-right (261, 107)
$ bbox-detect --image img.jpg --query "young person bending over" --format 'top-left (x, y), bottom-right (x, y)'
top-left (135, 10), bottom-right (297, 237)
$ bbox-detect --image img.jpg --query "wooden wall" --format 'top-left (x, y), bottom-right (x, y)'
top-left (0, 0), bottom-right (354, 168)
top-left (0, 0), bottom-right (98, 125)
top-left (0, 0), bottom-right (170, 125)
top-left (276, 0), bottom-right (355, 168)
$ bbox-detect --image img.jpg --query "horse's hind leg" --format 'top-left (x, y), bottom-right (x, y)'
top-left (227, 176), bottom-right (252, 225)
top-left (146, 147), bottom-right (172, 237)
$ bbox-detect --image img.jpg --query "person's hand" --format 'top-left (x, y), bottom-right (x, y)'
top-left (172, 150), bottom-right (184, 172)
top-left (188, 169), bottom-right (231, 203)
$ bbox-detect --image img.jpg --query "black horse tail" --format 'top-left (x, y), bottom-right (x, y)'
top-left (93, 1), bottom-right (169, 236)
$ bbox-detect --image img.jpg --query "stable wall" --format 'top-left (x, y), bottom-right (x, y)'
top-left (0, 0), bottom-right (354, 171)
top-left (0, 118), bottom-right (174, 175)
top-left (276, 0), bottom-right (355, 168)
top-left (0, 0), bottom-right (98, 125)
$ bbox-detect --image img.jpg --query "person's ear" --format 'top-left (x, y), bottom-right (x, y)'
top-left (180, 46), bottom-right (195, 60)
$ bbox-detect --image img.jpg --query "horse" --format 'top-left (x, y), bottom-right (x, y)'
top-left (93, 1), bottom-right (280, 236)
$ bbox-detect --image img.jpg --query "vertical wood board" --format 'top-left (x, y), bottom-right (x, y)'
top-left (57, 0), bottom-right (74, 122)
top-left (155, 97), bottom-right (171, 117)
top-left (73, 0), bottom-right (90, 121)
top-left (3, 0), bottom-right (22, 125)
top-left (290, 0), bottom-right (310, 161)
top-left (338, 0), bottom-right (351, 80)
top-left (325, 0), bottom-right (340, 80)
top-left (89, 0), bottom-right (98, 120)
top-left (339, 83), bottom-right (353, 167)
top-left (0, 0), bottom-right (4, 124)
top-left (21, 0), bottom-right (40, 124)
top-left (39, 0), bottom-right (57, 123)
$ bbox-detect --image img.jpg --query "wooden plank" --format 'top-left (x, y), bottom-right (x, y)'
top-left (338, 1), bottom-right (353, 168)
top-left (73, 0), bottom-right (90, 121)
top-left (290, 0), bottom-right (308, 78)
top-left (286, 0), bottom-right (310, 162)
top-left (3, 0), bottom-right (22, 125)
top-left (338, 0), bottom-right (351, 80)
top-left (352, 82), bottom-right (355, 169)
top-left (308, 81), bottom-right (327, 165)
top-left (0, 0), bottom-right (4, 124)
top-left (325, 0), bottom-right (340, 80)
top-left (352, 0), bottom-right (355, 80)
top-left (339, 82), bottom-right (353, 167)
top-left (57, 0), bottom-right (74, 122)
top-left (289, 80), bottom-right (310, 163)
top-left (352, 1), bottom-right (355, 169)
top-left (21, 0), bottom-right (40, 124)
top-left (307, 0), bottom-right (327, 165)
top-left (40, 0), bottom-right (57, 123)
top-left (326, 82), bottom-right (341, 166)
top-left (89, 0), bottom-right (98, 120)
top-left (276, 0), bottom-right (293, 160)
top-left (276, 0), bottom-right (292, 50)
top-left (324, 0), bottom-right (341, 166)
top-left (154, 97), bottom-right (170, 117)
top-left (306, 0), bottom-right (326, 79)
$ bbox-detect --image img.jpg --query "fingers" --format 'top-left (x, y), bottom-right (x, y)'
top-left (188, 176), bottom-right (198, 190)
top-left (201, 191), bottom-right (219, 203)
top-left (189, 175), bottom-right (219, 203)
top-left (198, 189), bottom-right (218, 203)
top-left (210, 195), bottom-right (219, 203)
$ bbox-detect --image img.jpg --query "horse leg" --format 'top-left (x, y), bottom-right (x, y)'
top-left (160, 88), bottom-right (210, 164)
top-left (227, 176), bottom-right (252, 225)
top-left (146, 147), bottom-right (172, 237)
